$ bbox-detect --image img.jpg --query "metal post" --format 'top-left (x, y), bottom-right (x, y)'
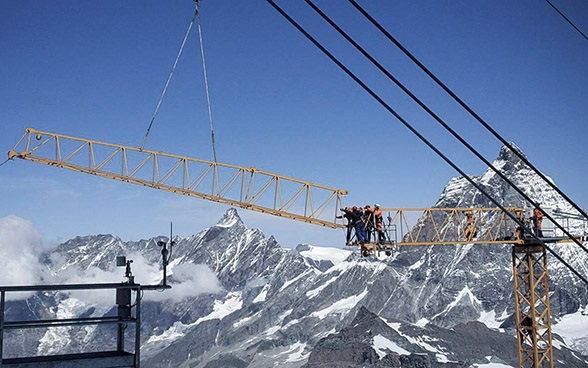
top-left (135, 287), bottom-right (141, 368)
top-left (1, 290), bottom-right (5, 367)
top-left (513, 244), bottom-right (554, 368)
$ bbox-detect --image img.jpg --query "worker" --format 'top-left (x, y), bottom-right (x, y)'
top-left (338, 207), bottom-right (355, 245)
top-left (463, 210), bottom-right (477, 241)
top-left (520, 312), bottom-right (534, 345)
top-left (530, 206), bottom-right (544, 237)
top-left (373, 204), bottom-right (385, 243)
top-left (363, 205), bottom-right (375, 242)
top-left (514, 208), bottom-right (525, 240)
top-left (352, 206), bottom-right (367, 244)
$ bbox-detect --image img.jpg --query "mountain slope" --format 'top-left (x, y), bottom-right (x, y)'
top-left (6, 144), bottom-right (588, 367)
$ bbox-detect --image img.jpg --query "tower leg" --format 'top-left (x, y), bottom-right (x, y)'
top-left (512, 245), bottom-right (554, 368)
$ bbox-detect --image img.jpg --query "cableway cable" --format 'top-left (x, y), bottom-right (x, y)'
top-left (305, 0), bottom-right (588, 257)
top-left (195, 0), bottom-right (219, 163)
top-left (266, 0), bottom-right (588, 286)
top-left (348, 0), bottom-right (588, 228)
top-left (140, 4), bottom-right (198, 151)
top-left (545, 0), bottom-right (588, 42)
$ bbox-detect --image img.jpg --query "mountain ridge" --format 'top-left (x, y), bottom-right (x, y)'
top-left (4, 144), bottom-right (588, 367)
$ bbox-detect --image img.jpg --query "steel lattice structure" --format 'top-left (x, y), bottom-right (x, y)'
top-left (9, 128), bottom-right (347, 229)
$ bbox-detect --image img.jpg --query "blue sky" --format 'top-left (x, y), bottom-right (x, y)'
top-left (1, 1), bottom-right (587, 249)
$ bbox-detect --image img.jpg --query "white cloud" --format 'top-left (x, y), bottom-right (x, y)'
top-left (145, 263), bottom-right (222, 302)
top-left (0, 215), bottom-right (52, 289)
top-left (0, 215), bottom-right (222, 305)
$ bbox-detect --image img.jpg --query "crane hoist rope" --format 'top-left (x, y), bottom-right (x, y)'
top-left (140, 7), bottom-right (196, 151)
top-left (140, 0), bottom-right (219, 165)
top-left (195, 0), bottom-right (218, 164)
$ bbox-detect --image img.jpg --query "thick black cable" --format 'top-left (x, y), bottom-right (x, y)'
top-left (266, 0), bottom-right (588, 286)
top-left (348, 0), bottom-right (588, 229)
top-left (545, 0), bottom-right (588, 42)
top-left (306, 0), bottom-right (588, 256)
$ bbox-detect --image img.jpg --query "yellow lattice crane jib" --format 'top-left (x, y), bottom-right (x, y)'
top-left (8, 128), bottom-right (348, 229)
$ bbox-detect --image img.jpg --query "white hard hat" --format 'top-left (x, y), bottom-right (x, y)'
top-left (375, 204), bottom-right (380, 208)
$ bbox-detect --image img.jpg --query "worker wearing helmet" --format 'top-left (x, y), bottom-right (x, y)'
top-left (352, 206), bottom-right (367, 244)
top-left (531, 206), bottom-right (544, 237)
top-left (519, 312), bottom-right (534, 345)
top-left (338, 207), bottom-right (355, 245)
top-left (373, 204), bottom-right (384, 243)
top-left (463, 210), bottom-right (477, 241)
top-left (363, 205), bottom-right (374, 242)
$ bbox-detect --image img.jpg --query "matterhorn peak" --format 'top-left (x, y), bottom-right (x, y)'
top-left (495, 142), bottom-right (527, 163)
top-left (216, 207), bottom-right (245, 228)
top-left (485, 142), bottom-right (530, 176)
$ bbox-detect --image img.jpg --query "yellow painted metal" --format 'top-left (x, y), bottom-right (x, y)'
top-left (513, 244), bottom-right (554, 368)
top-left (381, 207), bottom-right (525, 246)
top-left (9, 128), bottom-right (348, 228)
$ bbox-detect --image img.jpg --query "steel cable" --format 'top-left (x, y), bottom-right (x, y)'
top-left (305, 0), bottom-right (588, 256)
top-left (140, 4), bottom-right (197, 150)
top-left (348, 0), bottom-right (588, 227)
top-left (266, 0), bottom-right (588, 286)
top-left (195, 0), bottom-right (218, 163)
top-left (545, 0), bottom-right (588, 42)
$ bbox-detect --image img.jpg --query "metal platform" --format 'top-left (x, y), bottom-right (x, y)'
top-left (0, 283), bottom-right (147, 368)
top-left (1, 351), bottom-right (135, 368)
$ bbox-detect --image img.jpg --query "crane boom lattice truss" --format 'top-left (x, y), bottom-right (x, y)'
top-left (381, 207), bottom-right (525, 246)
top-left (9, 128), bottom-right (347, 228)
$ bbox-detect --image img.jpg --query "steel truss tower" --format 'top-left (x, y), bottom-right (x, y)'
top-left (513, 244), bottom-right (554, 368)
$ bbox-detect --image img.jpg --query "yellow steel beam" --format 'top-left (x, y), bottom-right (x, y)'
top-left (381, 207), bottom-right (526, 246)
top-left (9, 128), bottom-right (348, 228)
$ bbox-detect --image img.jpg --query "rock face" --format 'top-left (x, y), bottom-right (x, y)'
top-left (4, 144), bottom-right (588, 367)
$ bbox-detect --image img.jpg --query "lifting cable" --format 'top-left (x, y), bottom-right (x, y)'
top-left (545, 0), bottom-right (588, 42)
top-left (265, 0), bottom-right (588, 286)
top-left (195, 0), bottom-right (219, 163)
top-left (140, 4), bottom-right (197, 150)
top-left (348, 0), bottom-right (588, 228)
top-left (305, 0), bottom-right (588, 257)
top-left (140, 0), bottom-right (219, 164)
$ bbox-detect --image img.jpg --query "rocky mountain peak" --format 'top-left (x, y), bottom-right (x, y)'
top-left (215, 207), bottom-right (245, 229)
top-left (434, 142), bottom-right (552, 208)
top-left (488, 142), bottom-right (528, 175)
top-left (495, 142), bottom-right (526, 164)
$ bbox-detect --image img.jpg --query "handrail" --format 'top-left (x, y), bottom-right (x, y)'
top-left (0, 282), bottom-right (153, 368)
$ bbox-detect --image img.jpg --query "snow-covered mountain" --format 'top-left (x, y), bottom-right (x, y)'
top-left (4, 144), bottom-right (588, 367)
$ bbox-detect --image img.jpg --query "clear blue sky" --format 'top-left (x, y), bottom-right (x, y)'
top-left (1, 1), bottom-right (587, 248)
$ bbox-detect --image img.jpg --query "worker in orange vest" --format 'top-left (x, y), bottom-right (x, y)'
top-left (463, 210), bottom-right (477, 241)
top-left (531, 206), bottom-right (544, 237)
top-left (373, 204), bottom-right (385, 243)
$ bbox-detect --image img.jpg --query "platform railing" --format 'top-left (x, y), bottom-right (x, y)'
top-left (0, 282), bottom-right (152, 368)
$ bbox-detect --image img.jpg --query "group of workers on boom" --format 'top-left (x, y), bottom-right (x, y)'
top-left (341, 204), bottom-right (545, 246)
top-left (515, 205), bottom-right (544, 239)
top-left (338, 204), bottom-right (385, 245)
